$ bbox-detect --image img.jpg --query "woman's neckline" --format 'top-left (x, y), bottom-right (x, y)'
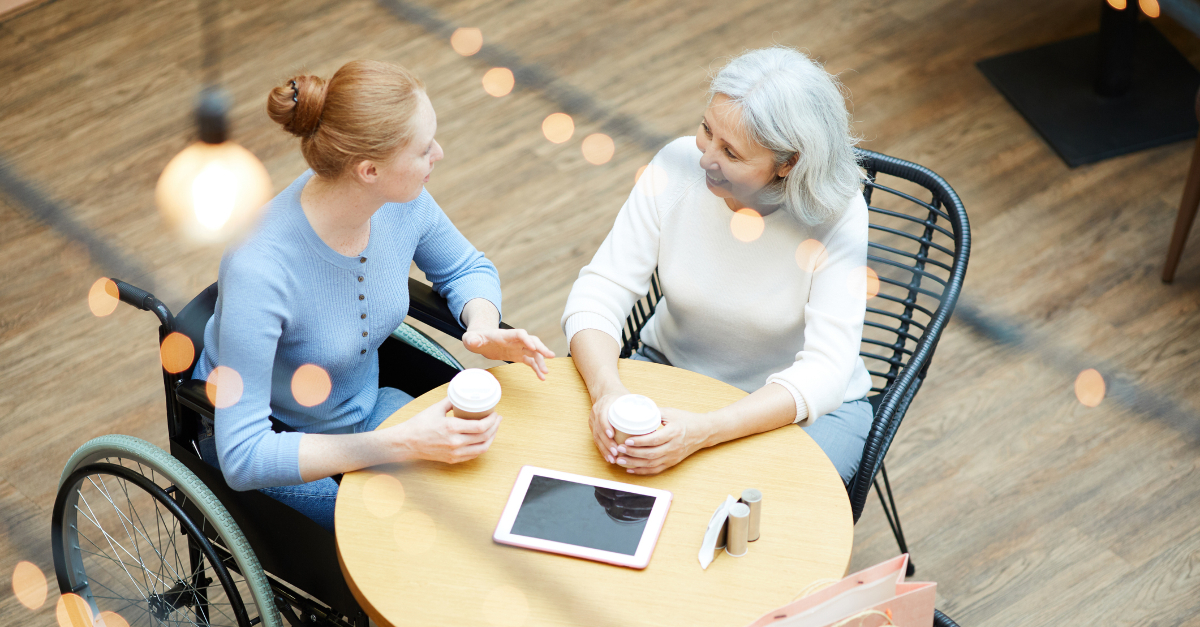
top-left (291, 171), bottom-right (376, 268)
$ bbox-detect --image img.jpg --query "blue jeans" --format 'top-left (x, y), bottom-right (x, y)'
top-left (630, 345), bottom-right (873, 484)
top-left (199, 386), bottom-right (414, 533)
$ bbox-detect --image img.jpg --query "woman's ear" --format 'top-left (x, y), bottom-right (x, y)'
top-left (777, 152), bottom-right (799, 179)
top-left (353, 160), bottom-right (379, 184)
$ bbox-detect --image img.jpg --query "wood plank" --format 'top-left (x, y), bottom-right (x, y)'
top-left (2, 0), bottom-right (1200, 625)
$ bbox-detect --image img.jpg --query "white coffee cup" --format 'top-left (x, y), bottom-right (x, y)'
top-left (607, 394), bottom-right (661, 445)
top-left (447, 369), bottom-right (502, 419)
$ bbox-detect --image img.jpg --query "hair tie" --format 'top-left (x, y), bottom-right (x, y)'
top-left (289, 80), bottom-right (299, 104)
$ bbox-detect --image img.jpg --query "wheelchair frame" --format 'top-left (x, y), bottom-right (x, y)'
top-left (53, 276), bottom-right (482, 627)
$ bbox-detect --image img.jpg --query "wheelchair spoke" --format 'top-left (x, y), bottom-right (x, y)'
top-left (77, 547), bottom-right (155, 574)
top-left (85, 575), bottom-right (153, 623)
top-left (118, 468), bottom-right (177, 596)
top-left (93, 474), bottom-right (156, 597)
top-left (87, 475), bottom-right (190, 588)
top-left (76, 494), bottom-right (153, 600)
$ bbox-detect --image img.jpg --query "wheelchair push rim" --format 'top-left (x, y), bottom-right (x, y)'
top-left (52, 435), bottom-right (280, 627)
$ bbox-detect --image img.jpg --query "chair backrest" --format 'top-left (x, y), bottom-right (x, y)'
top-left (172, 281), bottom-right (218, 380)
top-left (848, 149), bottom-right (969, 520)
top-left (617, 149), bottom-right (970, 521)
top-left (619, 272), bottom-right (663, 358)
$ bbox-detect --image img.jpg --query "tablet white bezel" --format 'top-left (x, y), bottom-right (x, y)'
top-left (492, 465), bottom-right (673, 569)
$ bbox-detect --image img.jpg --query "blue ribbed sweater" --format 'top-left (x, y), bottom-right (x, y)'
top-left (193, 171), bottom-right (501, 491)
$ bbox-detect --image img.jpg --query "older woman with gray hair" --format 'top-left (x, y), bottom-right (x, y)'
top-left (561, 46), bottom-right (873, 483)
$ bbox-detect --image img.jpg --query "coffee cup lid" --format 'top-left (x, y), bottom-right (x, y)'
top-left (607, 394), bottom-right (661, 435)
top-left (447, 368), bottom-right (502, 413)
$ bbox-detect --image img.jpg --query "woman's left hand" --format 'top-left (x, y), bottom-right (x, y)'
top-left (615, 407), bottom-right (712, 475)
top-left (462, 328), bottom-right (556, 380)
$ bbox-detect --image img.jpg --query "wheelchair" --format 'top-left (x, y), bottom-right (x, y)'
top-left (51, 277), bottom-right (481, 627)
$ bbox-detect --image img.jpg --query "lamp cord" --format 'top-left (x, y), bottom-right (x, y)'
top-left (198, 0), bottom-right (221, 87)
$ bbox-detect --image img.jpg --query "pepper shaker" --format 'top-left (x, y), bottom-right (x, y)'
top-left (740, 488), bottom-right (762, 542)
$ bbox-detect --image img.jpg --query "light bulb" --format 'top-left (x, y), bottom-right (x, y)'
top-left (156, 140), bottom-right (271, 244)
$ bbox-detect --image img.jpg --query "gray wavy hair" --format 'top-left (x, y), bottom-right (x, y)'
top-left (709, 46), bottom-right (861, 225)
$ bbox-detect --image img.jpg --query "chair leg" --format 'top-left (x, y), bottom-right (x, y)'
top-left (874, 462), bottom-right (916, 576)
top-left (1163, 88), bottom-right (1200, 284)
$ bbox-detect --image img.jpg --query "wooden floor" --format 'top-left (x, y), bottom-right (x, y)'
top-left (3, 0), bottom-right (1200, 624)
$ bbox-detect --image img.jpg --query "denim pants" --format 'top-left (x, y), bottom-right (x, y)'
top-left (630, 345), bottom-right (873, 484)
top-left (199, 386), bottom-right (414, 533)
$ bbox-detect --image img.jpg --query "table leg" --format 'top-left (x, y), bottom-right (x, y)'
top-left (1163, 89), bottom-right (1200, 283)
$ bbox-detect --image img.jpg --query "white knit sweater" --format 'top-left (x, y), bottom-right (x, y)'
top-left (562, 137), bottom-right (873, 425)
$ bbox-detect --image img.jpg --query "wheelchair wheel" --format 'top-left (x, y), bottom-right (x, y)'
top-left (52, 435), bottom-right (280, 627)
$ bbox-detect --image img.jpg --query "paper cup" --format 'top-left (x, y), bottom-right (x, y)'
top-left (608, 394), bottom-right (661, 445)
top-left (447, 369), bottom-right (501, 419)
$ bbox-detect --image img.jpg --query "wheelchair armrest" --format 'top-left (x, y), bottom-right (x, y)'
top-left (407, 277), bottom-right (511, 340)
top-left (176, 378), bottom-right (215, 419)
top-left (175, 379), bottom-right (345, 484)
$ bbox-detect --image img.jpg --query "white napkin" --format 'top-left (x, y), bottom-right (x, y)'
top-left (698, 495), bottom-right (737, 569)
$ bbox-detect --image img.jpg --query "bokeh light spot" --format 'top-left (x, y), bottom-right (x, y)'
top-left (12, 561), bottom-right (47, 610)
top-left (847, 266), bottom-right (881, 300)
top-left (541, 113), bottom-right (574, 144)
top-left (450, 27), bottom-right (483, 56)
top-left (393, 510), bottom-right (437, 555)
top-left (1139, 0), bottom-right (1160, 17)
top-left (482, 68), bottom-right (514, 97)
top-left (634, 163), bottom-right (669, 197)
top-left (56, 593), bottom-right (92, 627)
top-left (88, 278), bottom-right (119, 317)
top-left (1107, 0), bottom-right (1127, 8)
top-left (581, 133), bottom-right (615, 165)
top-left (795, 239), bottom-right (828, 273)
top-left (1075, 369), bottom-right (1106, 407)
top-left (730, 208), bottom-right (764, 242)
top-left (482, 585), bottom-right (529, 627)
top-left (205, 366), bottom-right (244, 409)
top-left (99, 611), bottom-right (131, 627)
top-left (292, 364), bottom-right (332, 407)
top-left (364, 473), bottom-right (405, 518)
top-left (160, 332), bottom-right (195, 374)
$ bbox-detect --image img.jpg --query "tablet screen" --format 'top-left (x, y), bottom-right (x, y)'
top-left (509, 475), bottom-right (658, 556)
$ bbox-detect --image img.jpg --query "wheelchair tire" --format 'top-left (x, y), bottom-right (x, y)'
top-left (392, 321), bottom-right (462, 370)
top-left (52, 434), bottom-right (281, 627)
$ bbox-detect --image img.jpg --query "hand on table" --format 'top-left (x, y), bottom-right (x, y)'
top-left (589, 388), bottom-right (631, 464)
top-left (462, 328), bottom-right (556, 380)
top-left (614, 407), bottom-right (711, 475)
top-left (389, 397), bottom-right (502, 464)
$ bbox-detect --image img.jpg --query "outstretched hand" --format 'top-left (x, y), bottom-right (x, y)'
top-left (462, 328), bottom-right (555, 380)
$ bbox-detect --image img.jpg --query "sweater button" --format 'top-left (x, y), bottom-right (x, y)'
top-left (359, 257), bottom-right (366, 263)
top-left (358, 276), bottom-right (364, 282)
top-left (362, 331), bottom-right (368, 337)
top-left (360, 313), bottom-right (366, 319)
top-left (360, 349), bottom-right (366, 355)
top-left (359, 294), bottom-right (365, 300)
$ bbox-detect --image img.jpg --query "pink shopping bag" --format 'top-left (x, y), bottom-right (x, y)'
top-left (745, 554), bottom-right (935, 627)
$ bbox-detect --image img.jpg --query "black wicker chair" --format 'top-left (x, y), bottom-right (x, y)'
top-left (619, 148), bottom-right (971, 576)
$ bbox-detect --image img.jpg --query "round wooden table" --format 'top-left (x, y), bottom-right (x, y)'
top-left (336, 357), bottom-right (853, 627)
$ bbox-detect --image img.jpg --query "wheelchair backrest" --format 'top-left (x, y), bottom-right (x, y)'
top-left (173, 281), bottom-right (218, 380)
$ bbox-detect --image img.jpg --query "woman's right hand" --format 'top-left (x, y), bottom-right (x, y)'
top-left (389, 397), bottom-right (502, 464)
top-left (590, 388), bottom-right (630, 464)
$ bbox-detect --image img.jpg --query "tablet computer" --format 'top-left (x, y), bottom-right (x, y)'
top-left (493, 466), bottom-right (673, 569)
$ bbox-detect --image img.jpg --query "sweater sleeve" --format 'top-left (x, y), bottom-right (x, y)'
top-left (211, 248), bottom-right (304, 491)
top-left (561, 149), bottom-right (675, 347)
top-left (412, 191), bottom-right (503, 325)
top-left (766, 193), bottom-right (870, 424)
